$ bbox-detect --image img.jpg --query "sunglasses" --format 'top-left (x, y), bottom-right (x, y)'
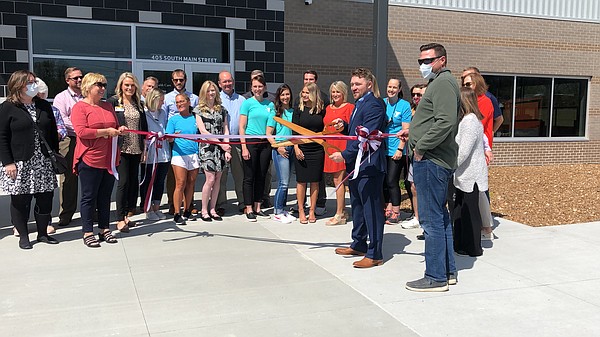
top-left (418, 56), bottom-right (440, 65)
top-left (94, 82), bottom-right (107, 88)
top-left (412, 93), bottom-right (422, 97)
top-left (69, 76), bottom-right (83, 81)
top-left (172, 78), bottom-right (185, 83)
top-left (463, 82), bottom-right (473, 88)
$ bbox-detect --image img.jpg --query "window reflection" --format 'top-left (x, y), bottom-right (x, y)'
top-left (484, 75), bottom-right (514, 137)
top-left (514, 77), bottom-right (552, 137)
top-left (31, 20), bottom-right (131, 58)
top-left (552, 79), bottom-right (587, 137)
top-left (33, 58), bottom-right (131, 98)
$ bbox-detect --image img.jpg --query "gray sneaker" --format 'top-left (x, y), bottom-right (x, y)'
top-left (405, 277), bottom-right (449, 292)
top-left (448, 272), bottom-right (458, 285)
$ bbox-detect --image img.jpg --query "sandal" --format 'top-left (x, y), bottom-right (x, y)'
top-left (308, 211), bottom-right (316, 223)
top-left (200, 213), bottom-right (213, 222)
top-left (124, 219), bottom-right (137, 227)
top-left (117, 221), bottom-right (130, 233)
top-left (326, 213), bottom-right (347, 226)
top-left (83, 235), bottom-right (101, 248)
top-left (98, 231), bottom-right (118, 244)
top-left (210, 211), bottom-right (223, 221)
top-left (298, 210), bottom-right (308, 224)
top-left (386, 211), bottom-right (400, 225)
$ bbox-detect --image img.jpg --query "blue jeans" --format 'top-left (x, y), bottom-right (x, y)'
top-left (78, 161), bottom-right (115, 233)
top-left (413, 158), bottom-right (456, 282)
top-left (272, 147), bottom-right (292, 214)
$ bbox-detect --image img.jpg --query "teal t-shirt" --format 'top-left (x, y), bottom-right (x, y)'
top-left (165, 114), bottom-right (198, 156)
top-left (267, 108), bottom-right (293, 142)
top-left (240, 97), bottom-right (275, 135)
top-left (384, 98), bottom-right (412, 156)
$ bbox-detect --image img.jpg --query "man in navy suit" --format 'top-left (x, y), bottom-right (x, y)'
top-left (329, 68), bottom-right (386, 268)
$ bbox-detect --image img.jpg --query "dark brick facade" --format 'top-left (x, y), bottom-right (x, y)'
top-left (0, 0), bottom-right (285, 96)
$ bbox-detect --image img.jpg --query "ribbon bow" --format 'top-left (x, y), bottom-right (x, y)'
top-left (351, 126), bottom-right (383, 180)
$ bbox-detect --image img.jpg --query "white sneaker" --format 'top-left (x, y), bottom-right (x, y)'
top-left (146, 212), bottom-right (159, 221)
top-left (315, 207), bottom-right (327, 216)
top-left (154, 210), bottom-right (166, 220)
top-left (401, 217), bottom-right (420, 229)
top-left (273, 214), bottom-right (292, 224)
top-left (284, 211), bottom-right (296, 221)
top-left (481, 231), bottom-right (494, 241)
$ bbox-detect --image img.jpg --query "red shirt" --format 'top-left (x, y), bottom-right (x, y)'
top-left (323, 103), bottom-right (354, 173)
top-left (71, 101), bottom-right (120, 174)
top-left (477, 94), bottom-right (494, 148)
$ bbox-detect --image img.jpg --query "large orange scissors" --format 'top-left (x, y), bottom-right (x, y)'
top-left (271, 116), bottom-right (344, 153)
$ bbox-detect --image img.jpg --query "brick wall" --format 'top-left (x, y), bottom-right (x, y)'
top-left (285, 2), bottom-right (600, 165)
top-left (0, 0), bottom-right (285, 95)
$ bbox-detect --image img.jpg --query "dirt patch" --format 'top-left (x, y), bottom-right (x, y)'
top-left (398, 164), bottom-right (600, 227)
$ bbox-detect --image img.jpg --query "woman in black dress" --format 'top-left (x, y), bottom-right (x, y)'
top-left (293, 82), bottom-right (325, 224)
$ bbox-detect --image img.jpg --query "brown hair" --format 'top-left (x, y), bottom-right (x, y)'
top-left (459, 87), bottom-right (484, 121)
top-left (463, 72), bottom-right (488, 96)
top-left (6, 70), bottom-right (36, 104)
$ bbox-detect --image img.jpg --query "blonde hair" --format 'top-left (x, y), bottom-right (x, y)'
top-left (6, 70), bottom-right (36, 104)
top-left (80, 73), bottom-right (106, 98)
top-left (197, 80), bottom-right (223, 114)
top-left (329, 81), bottom-right (348, 106)
top-left (114, 72), bottom-right (142, 110)
top-left (298, 82), bottom-right (324, 114)
top-left (145, 88), bottom-right (165, 112)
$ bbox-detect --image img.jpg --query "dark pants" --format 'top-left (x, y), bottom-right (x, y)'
top-left (139, 162), bottom-right (169, 210)
top-left (316, 177), bottom-right (326, 208)
top-left (453, 183), bottom-right (483, 257)
top-left (116, 153), bottom-right (141, 220)
top-left (242, 140), bottom-right (271, 206)
top-left (383, 156), bottom-right (402, 206)
top-left (58, 136), bottom-right (78, 224)
top-left (78, 161), bottom-right (115, 233)
top-left (349, 174), bottom-right (385, 260)
top-left (11, 191), bottom-right (54, 237)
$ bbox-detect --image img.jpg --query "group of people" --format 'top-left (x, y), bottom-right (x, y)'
top-left (0, 42), bottom-right (501, 293)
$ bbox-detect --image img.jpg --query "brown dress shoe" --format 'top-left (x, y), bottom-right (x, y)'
top-left (335, 247), bottom-right (366, 256)
top-left (353, 257), bottom-right (383, 268)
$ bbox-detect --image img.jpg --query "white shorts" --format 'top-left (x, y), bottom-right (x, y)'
top-left (171, 154), bottom-right (200, 170)
top-left (407, 162), bottom-right (414, 183)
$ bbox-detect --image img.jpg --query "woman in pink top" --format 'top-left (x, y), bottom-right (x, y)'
top-left (72, 73), bottom-right (126, 248)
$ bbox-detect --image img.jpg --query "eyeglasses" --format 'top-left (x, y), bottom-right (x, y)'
top-left (69, 76), bottom-right (83, 81)
top-left (94, 82), bottom-right (107, 88)
top-left (463, 82), bottom-right (473, 88)
top-left (411, 93), bottom-right (422, 97)
top-left (172, 78), bottom-right (185, 83)
top-left (417, 56), bottom-right (440, 65)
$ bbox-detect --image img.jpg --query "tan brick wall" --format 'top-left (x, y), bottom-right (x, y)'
top-left (284, 3), bottom-right (600, 165)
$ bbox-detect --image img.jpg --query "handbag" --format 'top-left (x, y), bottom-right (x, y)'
top-left (20, 103), bottom-right (69, 174)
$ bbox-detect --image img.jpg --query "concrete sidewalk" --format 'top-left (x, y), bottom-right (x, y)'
top-left (1, 186), bottom-right (599, 337)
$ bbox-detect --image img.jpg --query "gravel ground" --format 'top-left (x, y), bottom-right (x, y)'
top-left (398, 164), bottom-right (600, 227)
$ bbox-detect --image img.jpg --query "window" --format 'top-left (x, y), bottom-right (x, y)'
top-left (483, 74), bottom-right (588, 139)
top-left (29, 17), bottom-right (233, 99)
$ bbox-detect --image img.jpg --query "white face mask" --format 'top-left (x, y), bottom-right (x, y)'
top-left (25, 82), bottom-right (39, 97)
top-left (419, 63), bottom-right (435, 80)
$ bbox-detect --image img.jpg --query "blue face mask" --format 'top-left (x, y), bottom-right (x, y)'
top-left (419, 63), bottom-right (435, 80)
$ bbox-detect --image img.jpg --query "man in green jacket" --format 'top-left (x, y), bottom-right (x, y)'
top-left (399, 43), bottom-right (459, 292)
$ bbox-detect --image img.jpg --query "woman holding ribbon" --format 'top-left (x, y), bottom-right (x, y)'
top-left (166, 94), bottom-right (199, 225)
top-left (194, 80), bottom-right (231, 222)
top-left (0, 70), bottom-right (60, 249)
top-left (140, 88), bottom-right (170, 221)
top-left (107, 72), bottom-right (148, 232)
top-left (293, 82), bottom-right (325, 224)
top-left (266, 84), bottom-right (295, 223)
top-left (323, 81), bottom-right (353, 226)
top-left (239, 75), bottom-right (274, 222)
top-left (72, 73), bottom-right (125, 248)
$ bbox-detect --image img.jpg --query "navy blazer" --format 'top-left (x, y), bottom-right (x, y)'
top-left (341, 92), bottom-right (386, 177)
